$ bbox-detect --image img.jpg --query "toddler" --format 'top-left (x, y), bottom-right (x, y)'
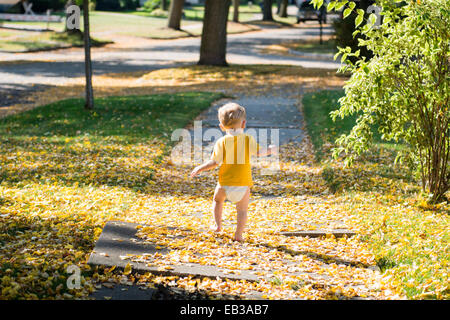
top-left (190, 103), bottom-right (276, 241)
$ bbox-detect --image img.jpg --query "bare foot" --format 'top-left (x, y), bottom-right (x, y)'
top-left (210, 225), bottom-right (222, 233)
top-left (233, 234), bottom-right (244, 242)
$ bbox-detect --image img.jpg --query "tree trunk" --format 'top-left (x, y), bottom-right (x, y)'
top-left (279, 0), bottom-right (288, 18)
top-left (161, 0), bottom-right (168, 11)
top-left (232, 0), bottom-right (239, 22)
top-left (198, 0), bottom-right (231, 66)
top-left (167, 0), bottom-right (185, 30)
top-left (83, 0), bottom-right (94, 110)
top-left (263, 0), bottom-right (273, 21)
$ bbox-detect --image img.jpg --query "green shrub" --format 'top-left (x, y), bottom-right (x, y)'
top-left (326, 0), bottom-right (450, 203)
top-left (95, 0), bottom-right (137, 11)
top-left (331, 1), bottom-right (374, 61)
top-left (143, 0), bottom-right (162, 12)
top-left (28, 0), bottom-right (67, 13)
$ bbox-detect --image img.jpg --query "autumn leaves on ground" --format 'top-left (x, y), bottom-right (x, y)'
top-left (0, 66), bottom-right (448, 300)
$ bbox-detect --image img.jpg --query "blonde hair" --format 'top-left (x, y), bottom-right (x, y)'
top-left (218, 103), bottom-right (246, 128)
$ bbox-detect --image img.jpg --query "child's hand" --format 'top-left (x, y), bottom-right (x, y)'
top-left (190, 166), bottom-right (201, 178)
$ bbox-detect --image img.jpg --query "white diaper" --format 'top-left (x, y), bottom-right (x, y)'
top-left (219, 184), bottom-right (249, 203)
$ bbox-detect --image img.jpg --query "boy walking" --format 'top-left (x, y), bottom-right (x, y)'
top-left (190, 103), bottom-right (276, 241)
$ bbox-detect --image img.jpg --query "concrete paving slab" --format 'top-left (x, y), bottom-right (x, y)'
top-left (198, 95), bottom-right (303, 129)
top-left (174, 94), bottom-right (305, 155)
top-left (279, 229), bottom-right (356, 238)
top-left (88, 221), bottom-right (260, 282)
top-left (185, 127), bottom-right (304, 148)
top-left (90, 283), bottom-right (157, 300)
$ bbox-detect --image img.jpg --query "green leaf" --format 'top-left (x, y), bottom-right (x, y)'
top-left (368, 13), bottom-right (377, 27)
top-left (333, 51), bottom-right (341, 61)
top-left (355, 9), bottom-right (364, 27)
top-left (327, 1), bottom-right (336, 11)
top-left (311, 0), bottom-right (323, 9)
top-left (343, 7), bottom-right (353, 18)
top-left (335, 0), bottom-right (349, 11)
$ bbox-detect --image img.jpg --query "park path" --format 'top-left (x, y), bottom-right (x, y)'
top-left (89, 86), bottom-right (387, 300)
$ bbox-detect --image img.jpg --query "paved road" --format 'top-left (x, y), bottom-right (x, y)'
top-left (0, 25), bottom-right (339, 106)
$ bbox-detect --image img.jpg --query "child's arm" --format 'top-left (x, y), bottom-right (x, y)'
top-left (190, 160), bottom-right (218, 178)
top-left (257, 144), bottom-right (278, 157)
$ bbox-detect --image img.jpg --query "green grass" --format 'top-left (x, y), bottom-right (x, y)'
top-left (0, 28), bottom-right (110, 52)
top-left (0, 92), bottom-right (223, 141)
top-left (131, 4), bottom-right (297, 25)
top-left (0, 6), bottom-right (294, 45)
top-left (0, 91), bottom-right (225, 299)
top-left (291, 38), bottom-right (338, 54)
top-left (0, 11), bottom-right (198, 41)
top-left (302, 89), bottom-right (356, 155)
top-left (136, 4), bottom-right (262, 22)
top-left (302, 89), bottom-right (402, 158)
top-left (0, 92), bottom-right (224, 188)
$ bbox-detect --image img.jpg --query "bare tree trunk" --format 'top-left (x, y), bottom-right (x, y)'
top-left (263, 0), bottom-right (273, 21)
top-left (83, 0), bottom-right (94, 110)
top-left (168, 0), bottom-right (185, 30)
top-left (279, 0), bottom-right (288, 17)
top-left (232, 0), bottom-right (239, 22)
top-left (161, 0), bottom-right (168, 11)
top-left (198, 0), bottom-right (231, 66)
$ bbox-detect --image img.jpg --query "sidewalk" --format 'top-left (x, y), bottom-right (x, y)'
top-left (87, 84), bottom-right (387, 300)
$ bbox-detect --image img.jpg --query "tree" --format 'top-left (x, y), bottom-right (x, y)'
top-left (198, 0), bottom-right (231, 66)
top-left (331, 0), bottom-right (374, 60)
top-left (262, 0), bottom-right (274, 21)
top-left (232, 0), bottom-right (239, 22)
top-left (161, 0), bottom-right (168, 11)
top-left (167, 0), bottom-right (185, 30)
top-left (83, 0), bottom-right (94, 110)
top-left (278, 0), bottom-right (288, 18)
top-left (321, 0), bottom-right (449, 203)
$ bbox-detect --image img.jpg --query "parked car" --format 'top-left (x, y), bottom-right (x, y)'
top-left (296, 0), bottom-right (328, 24)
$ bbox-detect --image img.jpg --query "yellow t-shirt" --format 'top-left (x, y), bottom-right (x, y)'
top-left (211, 133), bottom-right (260, 186)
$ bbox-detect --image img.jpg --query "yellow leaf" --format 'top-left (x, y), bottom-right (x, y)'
top-left (106, 265), bottom-right (116, 273)
top-left (123, 263), bottom-right (132, 275)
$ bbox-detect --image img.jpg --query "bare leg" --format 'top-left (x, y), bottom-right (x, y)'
top-left (212, 185), bottom-right (226, 232)
top-left (234, 188), bottom-right (250, 242)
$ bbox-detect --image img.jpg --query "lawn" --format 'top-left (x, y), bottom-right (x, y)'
top-left (0, 28), bottom-right (109, 52)
top-left (1, 66), bottom-right (448, 300)
top-left (0, 92), bottom-right (225, 299)
top-left (137, 4), bottom-right (265, 22)
top-left (302, 89), bottom-right (354, 155)
top-left (289, 38), bottom-right (338, 55)
top-left (0, 6), bottom-right (270, 46)
top-left (0, 89), bottom-right (392, 300)
top-left (302, 89), bottom-right (402, 159)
